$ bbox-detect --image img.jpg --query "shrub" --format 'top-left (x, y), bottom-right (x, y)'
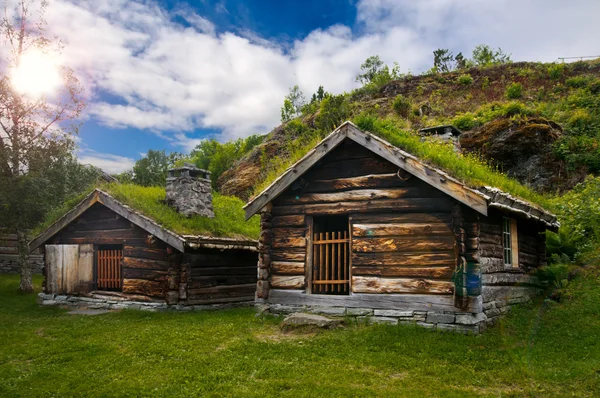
top-left (392, 95), bottom-right (412, 117)
top-left (589, 79), bottom-right (600, 95)
top-left (481, 77), bottom-right (490, 89)
top-left (452, 112), bottom-right (476, 130)
top-left (457, 74), bottom-right (473, 85)
top-left (565, 76), bottom-right (589, 89)
top-left (505, 82), bottom-right (523, 99)
top-left (548, 63), bottom-right (564, 79)
top-left (568, 109), bottom-right (595, 132)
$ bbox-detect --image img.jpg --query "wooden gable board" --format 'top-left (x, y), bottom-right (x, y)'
top-left (245, 121), bottom-right (490, 219)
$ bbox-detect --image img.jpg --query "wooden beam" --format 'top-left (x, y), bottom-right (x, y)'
top-left (352, 276), bottom-right (454, 294)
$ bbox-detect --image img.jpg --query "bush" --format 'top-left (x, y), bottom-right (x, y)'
top-left (315, 94), bottom-right (349, 132)
top-left (457, 74), bottom-right (473, 85)
top-left (589, 79), bottom-right (600, 95)
top-left (566, 76), bottom-right (589, 88)
top-left (452, 112), bottom-right (476, 130)
top-left (392, 95), bottom-right (412, 117)
top-left (568, 109), bottom-right (595, 132)
top-left (548, 63), bottom-right (564, 79)
top-left (505, 82), bottom-right (523, 99)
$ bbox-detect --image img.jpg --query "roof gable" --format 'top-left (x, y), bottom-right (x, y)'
top-left (244, 122), bottom-right (559, 229)
top-left (29, 189), bottom-right (186, 252)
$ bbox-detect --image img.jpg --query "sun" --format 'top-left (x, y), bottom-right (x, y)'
top-left (10, 49), bottom-right (62, 98)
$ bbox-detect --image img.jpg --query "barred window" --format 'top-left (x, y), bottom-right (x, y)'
top-left (502, 217), bottom-right (519, 267)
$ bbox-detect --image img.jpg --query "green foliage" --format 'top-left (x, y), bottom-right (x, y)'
top-left (565, 76), bottom-right (590, 88)
top-left (315, 94), bottom-right (349, 132)
top-left (452, 112), bottom-right (477, 130)
top-left (356, 55), bottom-right (401, 87)
top-left (550, 177), bottom-right (600, 262)
top-left (132, 150), bottom-right (182, 187)
top-left (188, 134), bottom-right (263, 188)
top-left (589, 79), bottom-right (600, 95)
top-left (471, 44), bottom-right (511, 66)
top-left (547, 63), bottom-right (564, 79)
top-left (481, 76), bottom-right (490, 89)
top-left (505, 82), bottom-right (524, 99)
top-left (280, 85), bottom-right (306, 123)
top-left (392, 95), bottom-right (412, 117)
top-left (457, 74), bottom-right (473, 85)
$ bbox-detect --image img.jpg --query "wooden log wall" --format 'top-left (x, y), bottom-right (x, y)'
top-left (477, 209), bottom-right (545, 315)
top-left (181, 248), bottom-right (257, 305)
top-left (269, 139), bottom-right (461, 297)
top-left (50, 202), bottom-right (174, 298)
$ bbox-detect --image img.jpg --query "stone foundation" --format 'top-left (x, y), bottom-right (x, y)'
top-left (38, 293), bottom-right (253, 312)
top-left (262, 303), bottom-right (489, 334)
top-left (0, 255), bottom-right (43, 274)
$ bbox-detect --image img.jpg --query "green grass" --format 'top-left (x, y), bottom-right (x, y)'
top-left (1, 274), bottom-right (599, 396)
top-left (33, 183), bottom-right (260, 240)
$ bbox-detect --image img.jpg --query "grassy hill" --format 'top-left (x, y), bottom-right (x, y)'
top-left (218, 59), bottom-right (600, 202)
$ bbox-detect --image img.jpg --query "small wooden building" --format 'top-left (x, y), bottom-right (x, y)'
top-left (245, 122), bottom-right (559, 333)
top-left (30, 187), bottom-right (257, 311)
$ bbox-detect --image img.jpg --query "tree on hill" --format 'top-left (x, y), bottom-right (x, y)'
top-left (471, 44), bottom-right (511, 66)
top-left (280, 85), bottom-right (306, 123)
top-left (0, 0), bottom-right (87, 292)
top-left (355, 55), bottom-right (401, 86)
top-left (132, 150), bottom-right (182, 187)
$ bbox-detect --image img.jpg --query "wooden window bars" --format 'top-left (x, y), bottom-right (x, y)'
top-left (312, 231), bottom-right (350, 294)
top-left (96, 248), bottom-right (123, 290)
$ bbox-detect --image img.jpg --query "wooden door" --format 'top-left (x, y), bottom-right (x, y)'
top-left (96, 248), bottom-right (123, 291)
top-left (311, 230), bottom-right (350, 294)
top-left (45, 244), bottom-right (79, 294)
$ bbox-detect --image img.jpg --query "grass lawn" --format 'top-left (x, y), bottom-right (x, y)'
top-left (1, 275), bottom-right (599, 397)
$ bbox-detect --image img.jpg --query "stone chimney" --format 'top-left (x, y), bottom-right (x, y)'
top-left (166, 163), bottom-right (214, 218)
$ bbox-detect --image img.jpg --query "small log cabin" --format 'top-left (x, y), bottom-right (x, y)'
top-left (30, 167), bottom-right (258, 311)
top-left (245, 121), bottom-right (559, 333)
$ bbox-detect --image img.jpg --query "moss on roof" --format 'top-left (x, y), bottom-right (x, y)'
top-left (33, 183), bottom-right (260, 241)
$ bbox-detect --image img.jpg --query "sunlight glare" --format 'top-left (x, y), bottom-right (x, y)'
top-left (10, 50), bottom-right (61, 97)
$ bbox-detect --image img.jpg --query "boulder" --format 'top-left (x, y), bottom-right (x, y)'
top-left (280, 312), bottom-right (342, 330)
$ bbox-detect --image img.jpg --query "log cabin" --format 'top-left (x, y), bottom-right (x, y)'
top-left (245, 121), bottom-right (559, 333)
top-left (29, 165), bottom-right (258, 311)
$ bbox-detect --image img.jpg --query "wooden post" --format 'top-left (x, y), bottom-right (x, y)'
top-left (305, 216), bottom-right (313, 295)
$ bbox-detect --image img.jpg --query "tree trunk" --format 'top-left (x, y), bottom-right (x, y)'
top-left (16, 227), bottom-right (33, 293)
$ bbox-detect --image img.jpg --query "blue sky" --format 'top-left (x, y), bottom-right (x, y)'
top-left (35, 0), bottom-right (600, 173)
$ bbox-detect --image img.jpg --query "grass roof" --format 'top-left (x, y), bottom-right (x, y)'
top-left (33, 183), bottom-right (260, 241)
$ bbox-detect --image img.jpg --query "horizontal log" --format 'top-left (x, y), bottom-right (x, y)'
top-left (190, 266), bottom-right (257, 277)
top-left (481, 273), bottom-right (540, 286)
top-left (0, 246), bottom-right (18, 254)
top-left (463, 222), bottom-right (480, 237)
top-left (182, 296), bottom-right (255, 305)
top-left (271, 249), bottom-right (305, 262)
top-left (124, 245), bottom-right (167, 261)
top-left (73, 217), bottom-right (131, 231)
top-left (352, 252), bottom-right (456, 267)
top-left (122, 268), bottom-right (168, 280)
top-left (352, 276), bottom-right (454, 294)
top-left (479, 232), bottom-right (501, 245)
top-left (353, 265), bottom-right (453, 279)
top-left (351, 212), bottom-right (452, 224)
top-left (189, 275), bottom-right (257, 288)
top-left (481, 285), bottom-right (542, 303)
top-left (272, 236), bottom-right (306, 248)
top-left (187, 283), bottom-right (256, 296)
top-left (272, 198), bottom-right (455, 216)
top-left (353, 236), bottom-right (455, 253)
top-left (271, 261), bottom-right (305, 275)
top-left (123, 257), bottom-right (170, 271)
top-left (479, 222), bottom-right (502, 234)
top-left (277, 187), bottom-right (437, 205)
top-left (305, 156), bottom-right (398, 180)
top-left (122, 278), bottom-right (165, 297)
top-left (60, 228), bottom-right (139, 240)
top-left (465, 237), bottom-right (479, 250)
top-left (267, 289), bottom-right (481, 312)
top-left (270, 275), bottom-right (305, 289)
top-left (185, 252), bottom-right (256, 267)
top-left (271, 215), bottom-right (306, 228)
top-left (272, 228), bottom-right (306, 239)
top-left (352, 223), bottom-right (452, 237)
top-left (303, 173), bottom-right (407, 193)
top-left (54, 237), bottom-right (163, 247)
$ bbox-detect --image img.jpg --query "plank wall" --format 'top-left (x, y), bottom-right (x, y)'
top-left (270, 138), bottom-right (458, 296)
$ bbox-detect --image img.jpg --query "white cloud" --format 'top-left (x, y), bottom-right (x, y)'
top-left (26, 0), bottom-right (600, 148)
top-left (78, 151), bottom-right (135, 174)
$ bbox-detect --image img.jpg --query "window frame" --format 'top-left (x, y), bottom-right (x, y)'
top-left (502, 216), bottom-right (519, 268)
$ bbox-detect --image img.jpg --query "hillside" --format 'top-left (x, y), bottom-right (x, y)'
top-left (218, 60), bottom-right (600, 201)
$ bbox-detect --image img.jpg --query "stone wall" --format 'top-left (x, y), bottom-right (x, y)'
top-left (38, 292), bottom-right (253, 312)
top-left (166, 165), bottom-right (214, 218)
top-left (262, 303), bottom-right (490, 334)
